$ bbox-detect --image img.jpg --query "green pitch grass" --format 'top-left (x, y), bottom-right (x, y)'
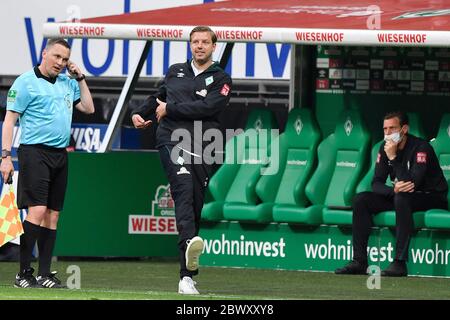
top-left (0, 259), bottom-right (449, 300)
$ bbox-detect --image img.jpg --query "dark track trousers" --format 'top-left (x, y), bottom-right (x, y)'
top-left (352, 192), bottom-right (448, 263)
top-left (159, 145), bottom-right (211, 278)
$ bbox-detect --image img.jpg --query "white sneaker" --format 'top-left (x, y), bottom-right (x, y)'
top-left (178, 276), bottom-right (199, 294)
top-left (185, 236), bottom-right (204, 271)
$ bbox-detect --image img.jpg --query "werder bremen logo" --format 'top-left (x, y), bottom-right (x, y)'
top-left (7, 90), bottom-right (17, 103)
top-left (344, 118), bottom-right (353, 136)
top-left (393, 9), bottom-right (450, 20)
top-left (254, 117), bottom-right (263, 133)
top-left (294, 117), bottom-right (303, 135)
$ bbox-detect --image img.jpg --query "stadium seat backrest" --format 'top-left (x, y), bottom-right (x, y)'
top-left (207, 134), bottom-right (241, 202)
top-left (224, 109), bottom-right (278, 204)
top-left (305, 134), bottom-right (337, 205)
top-left (430, 114), bottom-right (450, 208)
top-left (306, 109), bottom-right (370, 207)
top-left (357, 112), bottom-right (428, 193)
top-left (256, 108), bottom-right (321, 205)
top-left (356, 140), bottom-right (383, 193)
top-left (207, 109), bottom-right (277, 203)
top-left (244, 108), bottom-right (278, 131)
top-left (407, 112), bottom-right (427, 139)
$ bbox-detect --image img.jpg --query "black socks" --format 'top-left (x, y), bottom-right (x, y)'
top-left (38, 226), bottom-right (57, 276)
top-left (19, 221), bottom-right (57, 276)
top-left (19, 221), bottom-right (40, 272)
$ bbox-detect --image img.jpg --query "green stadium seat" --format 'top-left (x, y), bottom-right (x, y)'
top-left (201, 109), bottom-right (278, 221)
top-left (372, 210), bottom-right (426, 228)
top-left (425, 114), bottom-right (450, 229)
top-left (306, 109), bottom-right (371, 225)
top-left (246, 108), bottom-right (321, 224)
top-left (423, 201), bottom-right (450, 229)
top-left (356, 112), bottom-right (427, 228)
top-left (221, 110), bottom-right (280, 223)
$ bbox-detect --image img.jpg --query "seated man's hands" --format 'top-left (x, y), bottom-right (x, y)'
top-left (394, 181), bottom-right (415, 193)
top-left (384, 140), bottom-right (398, 161)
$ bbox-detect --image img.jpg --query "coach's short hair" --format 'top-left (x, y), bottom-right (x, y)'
top-left (189, 26), bottom-right (217, 43)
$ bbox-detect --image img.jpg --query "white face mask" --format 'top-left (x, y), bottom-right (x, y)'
top-left (384, 131), bottom-right (402, 143)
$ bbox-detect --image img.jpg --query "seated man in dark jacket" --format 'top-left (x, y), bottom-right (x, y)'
top-left (335, 111), bottom-right (448, 277)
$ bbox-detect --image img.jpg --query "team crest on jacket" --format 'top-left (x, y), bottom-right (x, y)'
top-left (417, 152), bottom-right (427, 163)
top-left (205, 76), bottom-right (214, 86)
top-left (220, 84), bottom-right (230, 96)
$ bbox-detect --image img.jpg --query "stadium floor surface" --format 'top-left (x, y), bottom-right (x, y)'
top-left (0, 259), bottom-right (449, 300)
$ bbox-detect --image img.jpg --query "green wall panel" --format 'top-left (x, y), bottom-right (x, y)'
top-left (54, 152), bottom-right (178, 257)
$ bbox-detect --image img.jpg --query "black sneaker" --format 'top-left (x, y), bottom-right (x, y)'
top-left (36, 271), bottom-right (67, 288)
top-left (335, 260), bottom-right (368, 275)
top-left (381, 260), bottom-right (407, 277)
top-left (14, 267), bottom-right (38, 288)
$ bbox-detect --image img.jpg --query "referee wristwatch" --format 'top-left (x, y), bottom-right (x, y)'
top-left (76, 74), bottom-right (86, 82)
top-left (1, 149), bottom-right (11, 159)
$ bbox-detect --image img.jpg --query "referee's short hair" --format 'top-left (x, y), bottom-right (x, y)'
top-left (46, 38), bottom-right (71, 50)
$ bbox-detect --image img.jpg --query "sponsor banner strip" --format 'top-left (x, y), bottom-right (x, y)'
top-left (44, 23), bottom-right (450, 47)
top-left (129, 215), bottom-right (178, 235)
top-left (200, 222), bottom-right (450, 277)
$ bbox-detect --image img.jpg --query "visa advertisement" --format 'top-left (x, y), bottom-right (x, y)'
top-left (0, 123), bottom-right (120, 154)
top-left (0, 0), bottom-right (291, 79)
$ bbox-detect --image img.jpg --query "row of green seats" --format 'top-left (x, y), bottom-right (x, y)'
top-left (201, 108), bottom-right (450, 230)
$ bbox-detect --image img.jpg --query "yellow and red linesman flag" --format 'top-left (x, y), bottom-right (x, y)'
top-left (0, 184), bottom-right (24, 247)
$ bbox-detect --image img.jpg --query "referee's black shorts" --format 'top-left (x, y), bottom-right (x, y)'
top-left (17, 144), bottom-right (68, 211)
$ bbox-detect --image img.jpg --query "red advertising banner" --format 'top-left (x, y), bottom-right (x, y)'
top-left (44, 0), bottom-right (450, 46)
